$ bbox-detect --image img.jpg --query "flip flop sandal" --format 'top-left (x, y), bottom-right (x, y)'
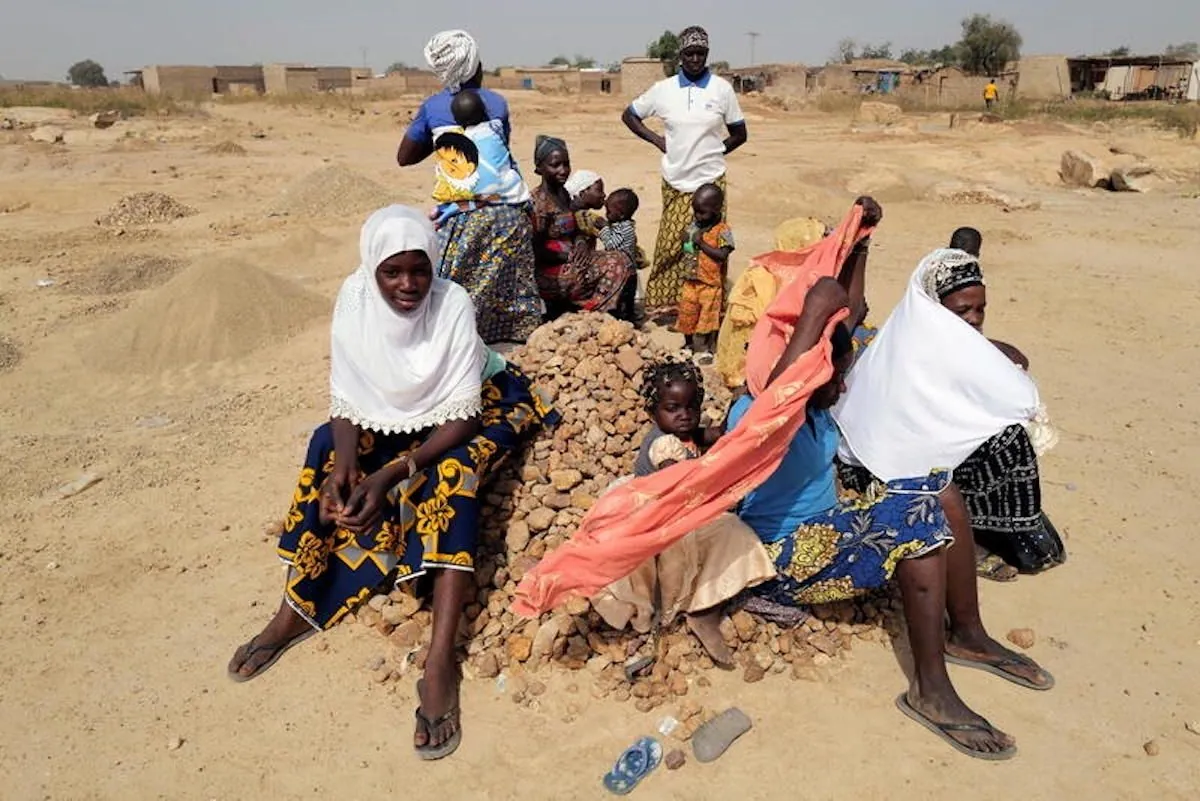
top-left (895, 693), bottom-right (1017, 761)
top-left (944, 653), bottom-right (1056, 691)
top-left (414, 706), bottom-right (462, 761)
top-left (414, 678), bottom-right (463, 761)
top-left (227, 629), bottom-right (317, 683)
top-left (692, 707), bottom-right (753, 763)
top-left (976, 552), bottom-right (1019, 582)
top-left (603, 736), bottom-right (663, 795)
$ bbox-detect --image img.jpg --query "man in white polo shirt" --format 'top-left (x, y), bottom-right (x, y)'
top-left (622, 25), bottom-right (748, 316)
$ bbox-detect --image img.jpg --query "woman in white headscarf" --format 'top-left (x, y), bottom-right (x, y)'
top-left (834, 248), bottom-right (1065, 581)
top-left (228, 206), bottom-right (558, 760)
top-left (397, 29), bottom-right (544, 347)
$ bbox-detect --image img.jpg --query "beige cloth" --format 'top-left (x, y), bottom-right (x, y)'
top-left (591, 512), bottom-right (777, 633)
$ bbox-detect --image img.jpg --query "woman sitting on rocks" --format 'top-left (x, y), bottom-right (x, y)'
top-left (227, 206), bottom-right (557, 760)
top-left (529, 136), bottom-right (635, 320)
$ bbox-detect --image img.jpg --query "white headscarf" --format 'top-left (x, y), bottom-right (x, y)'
top-left (832, 248), bottom-right (1043, 481)
top-left (564, 170), bottom-right (602, 200)
top-left (329, 205), bottom-right (486, 434)
top-left (424, 30), bottom-right (481, 93)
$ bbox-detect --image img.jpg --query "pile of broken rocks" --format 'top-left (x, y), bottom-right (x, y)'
top-left (347, 312), bottom-right (905, 710)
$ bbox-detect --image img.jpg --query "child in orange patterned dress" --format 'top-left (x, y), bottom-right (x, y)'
top-left (676, 183), bottom-right (734, 361)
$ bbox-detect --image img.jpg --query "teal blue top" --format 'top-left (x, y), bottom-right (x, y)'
top-left (482, 349), bottom-right (507, 381)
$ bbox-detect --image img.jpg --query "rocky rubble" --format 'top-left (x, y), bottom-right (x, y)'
top-left (346, 312), bottom-right (906, 706)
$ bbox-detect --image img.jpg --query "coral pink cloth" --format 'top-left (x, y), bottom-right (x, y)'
top-left (512, 206), bottom-right (872, 617)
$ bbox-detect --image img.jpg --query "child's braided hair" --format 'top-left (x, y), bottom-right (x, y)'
top-left (640, 356), bottom-right (705, 413)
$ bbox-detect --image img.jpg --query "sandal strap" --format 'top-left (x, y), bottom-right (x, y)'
top-left (416, 704), bottom-right (460, 730)
top-left (937, 719), bottom-right (997, 734)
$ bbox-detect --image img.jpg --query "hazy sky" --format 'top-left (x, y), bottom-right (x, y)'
top-left (2, 0), bottom-right (1197, 81)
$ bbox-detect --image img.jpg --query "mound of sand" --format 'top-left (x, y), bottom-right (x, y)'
top-left (207, 140), bottom-right (247, 156)
top-left (272, 165), bottom-right (392, 219)
top-left (82, 257), bottom-right (327, 373)
top-left (97, 192), bottom-right (196, 228)
top-left (773, 217), bottom-right (827, 251)
top-left (66, 254), bottom-right (183, 295)
top-left (0, 336), bottom-right (19, 373)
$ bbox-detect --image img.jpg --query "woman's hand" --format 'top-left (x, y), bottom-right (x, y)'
top-left (855, 196), bottom-right (883, 227)
top-left (336, 471), bottom-right (390, 534)
top-left (318, 465), bottom-right (356, 525)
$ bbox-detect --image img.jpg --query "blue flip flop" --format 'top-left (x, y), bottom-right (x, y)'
top-left (603, 736), bottom-right (663, 795)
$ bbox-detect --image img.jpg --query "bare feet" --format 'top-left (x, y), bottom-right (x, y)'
top-left (227, 602), bottom-right (315, 680)
top-left (904, 682), bottom-right (1016, 757)
top-left (945, 629), bottom-right (1053, 689)
top-left (687, 609), bottom-right (735, 669)
top-left (414, 653), bottom-right (461, 753)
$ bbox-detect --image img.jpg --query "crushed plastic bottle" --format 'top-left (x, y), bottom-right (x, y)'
top-left (657, 716), bottom-right (680, 737)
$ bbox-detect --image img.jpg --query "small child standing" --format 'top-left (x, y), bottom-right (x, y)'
top-left (677, 183), bottom-right (734, 361)
top-left (591, 357), bottom-right (776, 667)
top-left (599, 188), bottom-right (643, 323)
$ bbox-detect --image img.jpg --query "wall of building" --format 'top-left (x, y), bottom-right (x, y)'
top-left (621, 59), bottom-right (667, 99)
top-left (214, 65), bottom-right (264, 95)
top-left (1016, 56), bottom-right (1070, 100)
top-left (142, 66), bottom-right (216, 97)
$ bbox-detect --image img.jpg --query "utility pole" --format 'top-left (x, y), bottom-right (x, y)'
top-left (746, 32), bottom-right (760, 66)
top-left (360, 47), bottom-right (368, 70)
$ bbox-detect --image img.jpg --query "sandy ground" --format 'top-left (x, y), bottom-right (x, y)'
top-left (2, 92), bottom-right (1199, 800)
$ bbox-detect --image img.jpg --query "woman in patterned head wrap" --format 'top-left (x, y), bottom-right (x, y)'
top-left (835, 248), bottom-right (1065, 583)
top-left (621, 25), bottom-right (748, 317)
top-left (397, 30), bottom-right (544, 347)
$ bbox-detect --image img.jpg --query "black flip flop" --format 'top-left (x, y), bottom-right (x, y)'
top-left (227, 629), bottom-right (317, 683)
top-left (895, 694), bottom-right (1017, 761)
top-left (414, 678), bottom-right (462, 761)
top-left (944, 652), bottom-right (1055, 691)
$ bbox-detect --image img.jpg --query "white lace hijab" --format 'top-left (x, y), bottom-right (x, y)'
top-left (329, 205), bottom-right (486, 434)
top-left (833, 248), bottom-right (1042, 481)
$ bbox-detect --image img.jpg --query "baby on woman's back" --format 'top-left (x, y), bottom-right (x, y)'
top-left (429, 90), bottom-right (528, 226)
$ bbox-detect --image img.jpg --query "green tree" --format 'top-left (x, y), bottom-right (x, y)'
top-left (572, 55), bottom-right (596, 69)
top-left (647, 30), bottom-right (681, 75)
top-left (859, 42), bottom-right (894, 60)
top-left (1105, 46), bottom-right (1131, 57)
top-left (1164, 41), bottom-right (1199, 59)
top-left (385, 61), bottom-right (409, 74)
top-left (67, 59), bottom-right (108, 88)
top-left (956, 14), bottom-right (1022, 76)
top-left (548, 55), bottom-right (571, 66)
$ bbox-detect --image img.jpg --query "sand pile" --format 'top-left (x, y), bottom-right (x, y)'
top-left (82, 257), bottom-right (327, 373)
top-left (66, 254), bottom-right (183, 295)
top-left (207, 140), bottom-right (247, 156)
top-left (350, 313), bottom-right (904, 710)
top-left (272, 165), bottom-right (392, 220)
top-left (97, 192), bottom-right (196, 228)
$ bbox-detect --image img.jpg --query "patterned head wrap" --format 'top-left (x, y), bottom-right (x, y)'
top-left (534, 134), bottom-right (568, 166)
top-left (678, 26), bottom-right (710, 51)
top-left (920, 248), bottom-right (986, 300)
top-left (564, 170), bottom-right (602, 200)
top-left (424, 30), bottom-right (480, 92)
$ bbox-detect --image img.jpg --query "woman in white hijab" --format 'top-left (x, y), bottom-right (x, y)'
top-left (835, 247), bottom-right (1064, 581)
top-left (397, 30), bottom-right (544, 347)
top-left (228, 206), bottom-right (558, 760)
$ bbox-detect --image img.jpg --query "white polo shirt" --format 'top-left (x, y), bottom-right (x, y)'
top-left (629, 71), bottom-right (744, 193)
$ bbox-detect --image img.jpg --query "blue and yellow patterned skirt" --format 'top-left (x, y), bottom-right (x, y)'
top-left (752, 471), bottom-right (953, 607)
top-left (277, 366), bottom-right (558, 629)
